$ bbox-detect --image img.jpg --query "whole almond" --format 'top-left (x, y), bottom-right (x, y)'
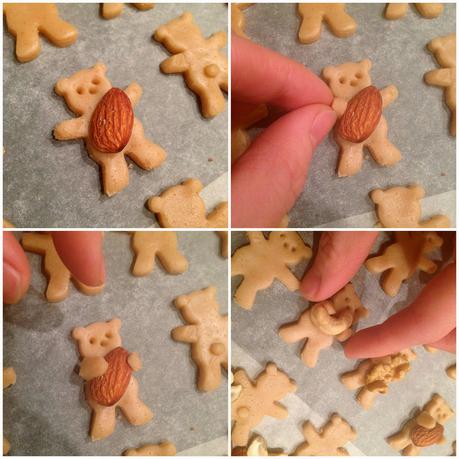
top-left (88, 347), bottom-right (132, 406)
top-left (410, 423), bottom-right (444, 447)
top-left (337, 86), bottom-right (382, 143)
top-left (89, 88), bottom-right (134, 153)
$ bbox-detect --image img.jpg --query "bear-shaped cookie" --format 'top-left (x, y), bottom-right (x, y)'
top-left (72, 318), bottom-right (153, 441)
top-left (322, 59), bottom-right (400, 177)
top-left (101, 3), bottom-right (154, 20)
top-left (370, 185), bottom-right (450, 228)
top-left (54, 63), bottom-right (166, 197)
top-left (231, 231), bottom-right (312, 309)
top-left (147, 179), bottom-right (228, 228)
top-left (232, 363), bottom-right (297, 447)
top-left (4, 3), bottom-right (78, 63)
top-left (387, 394), bottom-right (454, 455)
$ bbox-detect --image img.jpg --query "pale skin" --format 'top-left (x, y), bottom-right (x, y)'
top-left (3, 232), bottom-right (105, 304)
top-left (301, 232), bottom-right (456, 357)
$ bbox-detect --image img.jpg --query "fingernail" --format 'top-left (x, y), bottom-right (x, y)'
top-left (301, 271), bottom-right (322, 301)
top-left (3, 262), bottom-right (22, 304)
top-left (310, 108), bottom-right (337, 147)
top-left (97, 258), bottom-right (106, 286)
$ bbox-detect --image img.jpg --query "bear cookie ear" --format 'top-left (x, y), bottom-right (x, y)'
top-left (72, 326), bottom-right (87, 341)
top-left (109, 317), bottom-right (121, 331)
top-left (55, 78), bottom-right (69, 96)
top-left (148, 196), bottom-right (163, 213)
top-left (93, 62), bottom-right (107, 74)
top-left (266, 362), bottom-right (278, 375)
top-left (360, 59), bottom-right (372, 71)
top-left (322, 66), bottom-right (335, 82)
top-left (370, 189), bottom-right (384, 204)
top-left (409, 185), bottom-right (425, 199)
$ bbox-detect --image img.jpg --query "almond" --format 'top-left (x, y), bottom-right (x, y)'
top-left (337, 86), bottom-right (382, 143)
top-left (89, 88), bottom-right (134, 153)
top-left (410, 423), bottom-right (444, 447)
top-left (88, 347), bottom-right (132, 406)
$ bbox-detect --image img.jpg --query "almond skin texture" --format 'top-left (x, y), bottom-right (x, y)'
top-left (410, 423), bottom-right (444, 447)
top-left (88, 347), bottom-right (132, 406)
top-left (337, 86), bottom-right (382, 143)
top-left (89, 88), bottom-right (134, 153)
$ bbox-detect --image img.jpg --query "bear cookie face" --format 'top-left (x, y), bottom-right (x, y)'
top-left (270, 232), bottom-right (313, 263)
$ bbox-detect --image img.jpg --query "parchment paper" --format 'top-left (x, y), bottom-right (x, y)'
top-left (3, 3), bottom-right (228, 228)
top-left (3, 231), bottom-right (228, 456)
top-left (231, 231), bottom-right (456, 456)
top-left (239, 3), bottom-right (456, 228)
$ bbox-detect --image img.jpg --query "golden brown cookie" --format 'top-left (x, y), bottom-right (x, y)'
top-left (3, 3), bottom-right (78, 63)
top-left (154, 12), bottom-right (228, 118)
top-left (147, 179), bottom-right (228, 228)
top-left (123, 441), bottom-right (176, 456)
top-left (385, 3), bottom-right (444, 20)
top-left (21, 232), bottom-right (104, 303)
top-left (172, 287), bottom-right (228, 392)
top-left (54, 63), bottom-right (166, 197)
top-left (72, 318), bottom-right (153, 441)
top-left (101, 3), bottom-right (154, 19)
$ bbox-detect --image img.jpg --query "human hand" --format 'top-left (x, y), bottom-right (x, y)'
top-left (231, 35), bottom-right (337, 228)
top-left (3, 231), bottom-right (105, 304)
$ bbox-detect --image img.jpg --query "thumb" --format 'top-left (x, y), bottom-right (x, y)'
top-left (231, 104), bottom-right (336, 228)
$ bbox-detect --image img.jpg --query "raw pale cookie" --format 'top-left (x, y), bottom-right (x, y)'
top-left (232, 363), bottom-right (297, 447)
top-left (123, 441), bottom-right (176, 456)
top-left (231, 232), bottom-right (312, 309)
top-left (370, 185), bottom-right (450, 228)
top-left (72, 318), bottom-right (153, 441)
top-left (131, 231), bottom-right (188, 276)
top-left (21, 232), bottom-right (104, 303)
top-left (54, 63), bottom-right (166, 197)
top-left (172, 287), bottom-right (227, 391)
top-left (425, 34), bottom-right (456, 136)
top-left (3, 367), bottom-right (16, 455)
top-left (101, 3), bottom-right (154, 19)
top-left (446, 364), bottom-right (456, 380)
top-left (297, 4), bottom-right (357, 44)
top-left (154, 12), bottom-right (228, 118)
top-left (340, 349), bottom-right (416, 410)
top-left (216, 231), bottom-right (228, 258)
top-left (385, 3), bottom-right (444, 20)
top-left (147, 179), bottom-right (228, 228)
top-left (3, 3), bottom-right (78, 63)
top-left (365, 232), bottom-right (443, 297)
top-left (387, 394), bottom-right (454, 456)
top-left (232, 104), bottom-right (268, 163)
top-left (293, 414), bottom-right (357, 456)
top-left (322, 59), bottom-right (400, 177)
top-left (232, 4), bottom-right (253, 38)
top-left (279, 283), bottom-right (367, 367)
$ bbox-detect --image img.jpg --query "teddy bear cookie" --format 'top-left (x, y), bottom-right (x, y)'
top-left (425, 33), bottom-right (456, 136)
top-left (387, 394), bottom-right (454, 455)
top-left (3, 367), bottom-right (16, 455)
top-left (147, 179), bottom-right (228, 228)
top-left (72, 318), bottom-right (153, 441)
top-left (131, 231), bottom-right (188, 276)
top-left (365, 231), bottom-right (443, 297)
top-left (340, 349), bottom-right (416, 410)
top-left (216, 231), bottom-right (228, 258)
top-left (322, 59), bottom-right (400, 177)
top-left (123, 441), bottom-right (176, 456)
top-left (53, 63), bottom-right (166, 197)
top-left (297, 4), bottom-right (357, 44)
top-left (370, 185), bottom-right (451, 228)
top-left (21, 232), bottom-right (104, 302)
top-left (231, 4), bottom-right (253, 38)
top-left (3, 3), bottom-right (78, 63)
top-left (231, 232), bottom-right (312, 309)
top-left (232, 363), bottom-right (297, 447)
top-left (154, 12), bottom-right (228, 118)
top-left (232, 103), bottom-right (268, 163)
top-left (279, 283), bottom-right (368, 367)
top-left (385, 3), bottom-right (444, 20)
top-left (293, 414), bottom-right (357, 456)
top-left (172, 287), bottom-right (227, 392)
top-left (101, 3), bottom-right (154, 20)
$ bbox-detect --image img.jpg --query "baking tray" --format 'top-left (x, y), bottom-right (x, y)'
top-left (3, 231), bottom-right (228, 455)
top-left (3, 3), bottom-right (228, 228)
top-left (231, 230), bottom-right (456, 456)
top-left (238, 3), bottom-right (455, 228)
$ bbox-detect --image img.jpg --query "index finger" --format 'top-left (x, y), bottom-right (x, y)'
top-left (232, 35), bottom-right (332, 109)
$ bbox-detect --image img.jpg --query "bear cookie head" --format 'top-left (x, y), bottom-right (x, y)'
top-left (154, 12), bottom-right (195, 51)
top-left (269, 232), bottom-right (312, 264)
top-left (322, 59), bottom-right (372, 99)
top-left (260, 363), bottom-right (297, 398)
top-left (55, 63), bottom-right (111, 114)
top-left (72, 318), bottom-right (122, 358)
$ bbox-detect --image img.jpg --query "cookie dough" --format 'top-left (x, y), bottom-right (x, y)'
top-left (385, 3), bottom-right (444, 20)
